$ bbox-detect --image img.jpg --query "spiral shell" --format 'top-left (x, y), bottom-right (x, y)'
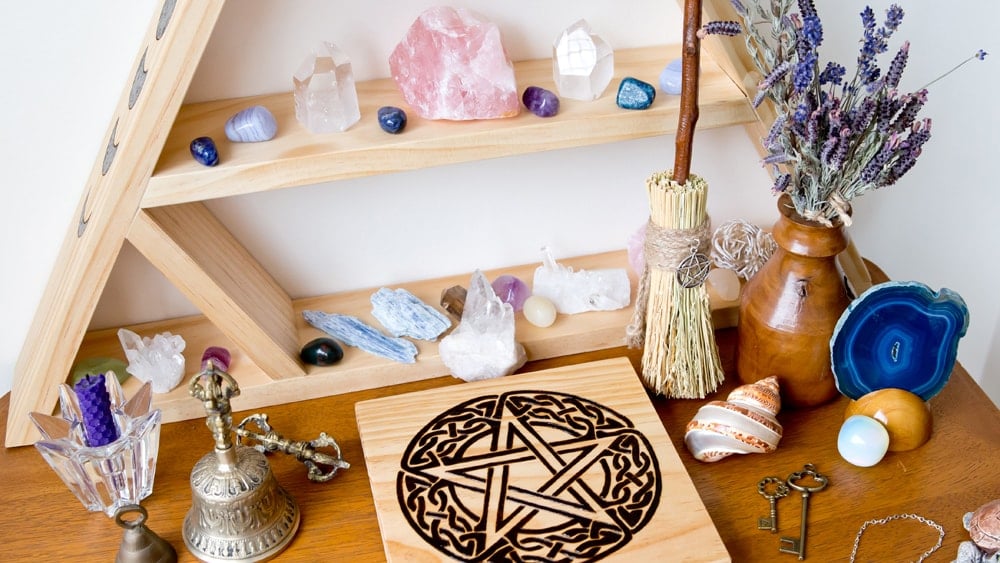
top-left (684, 376), bottom-right (783, 462)
top-left (968, 499), bottom-right (1000, 555)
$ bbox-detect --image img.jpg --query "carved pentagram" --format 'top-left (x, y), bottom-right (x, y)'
top-left (396, 390), bottom-right (661, 562)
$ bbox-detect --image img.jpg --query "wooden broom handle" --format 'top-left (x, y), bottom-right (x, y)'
top-left (673, 0), bottom-right (702, 184)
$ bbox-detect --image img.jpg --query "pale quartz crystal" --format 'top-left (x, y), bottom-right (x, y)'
top-left (439, 270), bottom-right (526, 382)
top-left (293, 42), bottom-right (361, 133)
top-left (552, 19), bottom-right (614, 101)
top-left (117, 328), bottom-right (185, 394)
top-left (532, 247), bottom-right (631, 314)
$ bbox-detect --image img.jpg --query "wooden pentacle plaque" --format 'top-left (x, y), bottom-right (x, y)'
top-left (355, 357), bottom-right (729, 562)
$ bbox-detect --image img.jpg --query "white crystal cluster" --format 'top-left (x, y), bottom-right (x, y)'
top-left (532, 248), bottom-right (630, 314)
top-left (117, 329), bottom-right (186, 394)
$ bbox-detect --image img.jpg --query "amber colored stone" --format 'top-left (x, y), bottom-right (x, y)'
top-left (844, 388), bottom-right (932, 451)
top-left (440, 285), bottom-right (467, 319)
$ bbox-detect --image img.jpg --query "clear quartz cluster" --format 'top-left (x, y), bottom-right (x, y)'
top-left (552, 19), bottom-right (614, 101)
top-left (117, 328), bottom-right (186, 394)
top-left (293, 42), bottom-right (361, 133)
top-left (532, 247), bottom-right (631, 314)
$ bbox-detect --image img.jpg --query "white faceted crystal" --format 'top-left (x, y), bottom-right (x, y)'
top-left (532, 248), bottom-right (631, 314)
top-left (117, 328), bottom-right (185, 394)
top-left (439, 270), bottom-right (526, 382)
top-left (293, 42), bottom-right (361, 133)
top-left (552, 19), bottom-right (614, 101)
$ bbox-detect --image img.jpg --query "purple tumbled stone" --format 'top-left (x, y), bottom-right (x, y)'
top-left (522, 86), bottom-right (560, 118)
top-left (201, 346), bottom-right (231, 372)
top-left (491, 274), bottom-right (530, 312)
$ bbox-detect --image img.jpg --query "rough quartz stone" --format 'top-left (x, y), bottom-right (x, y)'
top-left (522, 86), bottom-right (560, 117)
top-left (552, 19), bottom-right (614, 101)
top-left (189, 136), bottom-right (218, 166)
top-left (293, 42), bottom-right (361, 133)
top-left (491, 274), bottom-right (530, 312)
top-left (531, 248), bottom-right (631, 314)
top-left (303, 310), bottom-right (417, 363)
top-left (616, 77), bottom-right (656, 110)
top-left (389, 6), bottom-right (520, 120)
top-left (225, 105), bottom-right (278, 142)
top-left (659, 58), bottom-right (683, 95)
top-left (377, 106), bottom-right (407, 134)
top-left (117, 329), bottom-right (186, 394)
top-left (370, 287), bottom-right (451, 341)
top-left (438, 270), bottom-right (526, 382)
top-left (300, 337), bottom-right (344, 366)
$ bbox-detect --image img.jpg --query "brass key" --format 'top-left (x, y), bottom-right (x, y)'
top-left (779, 464), bottom-right (829, 560)
top-left (757, 476), bottom-right (789, 532)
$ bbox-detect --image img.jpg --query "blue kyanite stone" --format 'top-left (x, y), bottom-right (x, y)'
top-left (225, 105), bottom-right (278, 142)
top-left (659, 58), bottom-right (683, 95)
top-left (189, 136), bottom-right (219, 166)
top-left (300, 337), bottom-right (344, 366)
top-left (303, 310), bottom-right (418, 364)
top-left (522, 86), bottom-right (560, 117)
top-left (616, 77), bottom-right (656, 110)
top-left (370, 287), bottom-right (451, 340)
top-left (377, 106), bottom-right (407, 134)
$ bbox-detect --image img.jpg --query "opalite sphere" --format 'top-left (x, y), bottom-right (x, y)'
top-left (658, 58), bottom-right (683, 95)
top-left (522, 86), bottom-right (560, 117)
top-left (837, 414), bottom-right (890, 467)
top-left (491, 275), bottom-right (530, 312)
top-left (844, 388), bottom-right (932, 451)
top-left (706, 268), bottom-right (741, 302)
top-left (523, 295), bottom-right (557, 328)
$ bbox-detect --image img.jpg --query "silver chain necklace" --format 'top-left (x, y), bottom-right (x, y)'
top-left (849, 513), bottom-right (945, 563)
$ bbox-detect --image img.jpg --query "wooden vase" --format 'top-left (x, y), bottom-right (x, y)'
top-left (736, 195), bottom-right (851, 408)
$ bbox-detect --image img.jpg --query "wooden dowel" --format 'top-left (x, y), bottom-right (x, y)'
top-left (674, 0), bottom-right (703, 184)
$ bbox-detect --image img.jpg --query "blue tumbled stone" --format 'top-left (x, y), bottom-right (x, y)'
top-left (616, 77), bottom-right (656, 110)
top-left (658, 58), bottom-right (683, 95)
top-left (300, 337), bottom-right (344, 366)
top-left (225, 105), bottom-right (278, 142)
top-left (189, 136), bottom-right (219, 166)
top-left (377, 106), bottom-right (407, 134)
top-left (522, 86), bottom-right (560, 117)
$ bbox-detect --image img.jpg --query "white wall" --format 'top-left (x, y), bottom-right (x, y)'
top-left (2, 1), bottom-right (996, 406)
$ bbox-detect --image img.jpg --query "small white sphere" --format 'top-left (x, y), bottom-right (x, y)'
top-left (706, 267), bottom-right (741, 302)
top-left (523, 295), bottom-right (557, 327)
top-left (838, 415), bottom-right (890, 467)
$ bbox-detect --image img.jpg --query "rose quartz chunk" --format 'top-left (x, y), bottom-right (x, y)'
top-left (389, 7), bottom-right (520, 120)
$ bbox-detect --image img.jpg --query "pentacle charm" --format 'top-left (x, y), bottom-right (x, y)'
top-left (677, 248), bottom-right (711, 288)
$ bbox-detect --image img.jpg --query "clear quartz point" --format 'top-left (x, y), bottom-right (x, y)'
top-left (293, 41), bottom-right (361, 133)
top-left (552, 19), bottom-right (614, 101)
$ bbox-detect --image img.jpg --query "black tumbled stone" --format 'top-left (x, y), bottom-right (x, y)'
top-left (300, 337), bottom-right (344, 366)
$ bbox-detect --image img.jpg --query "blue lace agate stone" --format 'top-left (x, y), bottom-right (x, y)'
top-left (189, 136), bottom-right (219, 166)
top-left (377, 106), bottom-right (407, 134)
top-left (658, 58), bottom-right (683, 95)
top-left (303, 310), bottom-right (417, 364)
top-left (831, 281), bottom-right (969, 401)
top-left (616, 77), bottom-right (656, 110)
top-left (225, 105), bottom-right (278, 142)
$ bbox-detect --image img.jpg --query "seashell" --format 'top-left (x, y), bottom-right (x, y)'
top-left (967, 499), bottom-right (1000, 555)
top-left (684, 376), bottom-right (783, 462)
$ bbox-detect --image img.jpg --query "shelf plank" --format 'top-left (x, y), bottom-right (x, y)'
top-left (128, 203), bottom-right (305, 379)
top-left (57, 250), bottom-right (739, 437)
top-left (143, 44), bottom-right (755, 207)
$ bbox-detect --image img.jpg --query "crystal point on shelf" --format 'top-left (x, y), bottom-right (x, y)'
top-left (389, 6), bottom-right (520, 120)
top-left (118, 329), bottom-right (186, 394)
top-left (552, 19), bottom-right (614, 101)
top-left (370, 287), bottom-right (451, 341)
top-left (439, 270), bottom-right (526, 381)
top-left (293, 42), bottom-right (361, 133)
top-left (303, 310), bottom-right (417, 364)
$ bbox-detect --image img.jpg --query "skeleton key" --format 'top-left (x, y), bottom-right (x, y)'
top-left (779, 464), bottom-right (829, 560)
top-left (757, 476), bottom-right (789, 532)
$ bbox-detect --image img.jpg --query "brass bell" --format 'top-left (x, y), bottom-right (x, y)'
top-left (183, 360), bottom-right (300, 562)
top-left (115, 504), bottom-right (177, 563)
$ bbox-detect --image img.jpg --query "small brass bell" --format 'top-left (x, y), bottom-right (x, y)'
top-left (183, 359), bottom-right (300, 562)
top-left (115, 504), bottom-right (177, 563)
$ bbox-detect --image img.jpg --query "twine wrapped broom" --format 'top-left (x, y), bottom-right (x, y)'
top-left (626, 0), bottom-right (723, 398)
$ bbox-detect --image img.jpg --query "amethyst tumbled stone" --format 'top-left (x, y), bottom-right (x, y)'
top-left (522, 86), bottom-right (560, 118)
top-left (491, 274), bottom-right (530, 312)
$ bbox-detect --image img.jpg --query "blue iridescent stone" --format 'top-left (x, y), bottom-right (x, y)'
top-left (521, 86), bottom-right (560, 117)
top-left (225, 105), bottom-right (278, 142)
top-left (658, 58), bottom-right (683, 95)
top-left (616, 77), bottom-right (656, 110)
top-left (377, 106), bottom-right (407, 134)
top-left (300, 337), bottom-right (344, 366)
top-left (831, 281), bottom-right (969, 401)
top-left (189, 136), bottom-right (219, 166)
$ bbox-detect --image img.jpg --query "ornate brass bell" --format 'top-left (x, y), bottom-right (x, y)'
top-left (183, 360), bottom-right (300, 562)
top-left (115, 504), bottom-right (177, 563)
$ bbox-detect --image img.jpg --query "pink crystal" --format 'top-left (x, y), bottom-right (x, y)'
top-left (389, 7), bottom-right (520, 120)
top-left (201, 346), bottom-right (231, 372)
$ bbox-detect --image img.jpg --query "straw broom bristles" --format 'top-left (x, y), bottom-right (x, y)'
top-left (637, 171), bottom-right (723, 398)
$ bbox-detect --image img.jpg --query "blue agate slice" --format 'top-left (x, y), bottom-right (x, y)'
top-left (830, 281), bottom-right (969, 401)
top-left (303, 310), bottom-right (417, 364)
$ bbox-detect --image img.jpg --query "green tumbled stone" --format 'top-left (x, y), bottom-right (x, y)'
top-left (71, 357), bottom-right (130, 385)
top-left (300, 337), bottom-right (345, 366)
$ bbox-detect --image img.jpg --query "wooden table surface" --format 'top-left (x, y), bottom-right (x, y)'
top-left (1, 329), bottom-right (998, 562)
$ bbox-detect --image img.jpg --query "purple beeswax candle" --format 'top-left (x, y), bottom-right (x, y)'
top-left (74, 373), bottom-right (119, 447)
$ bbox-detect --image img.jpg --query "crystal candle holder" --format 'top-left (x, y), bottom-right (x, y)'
top-left (29, 374), bottom-right (161, 517)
